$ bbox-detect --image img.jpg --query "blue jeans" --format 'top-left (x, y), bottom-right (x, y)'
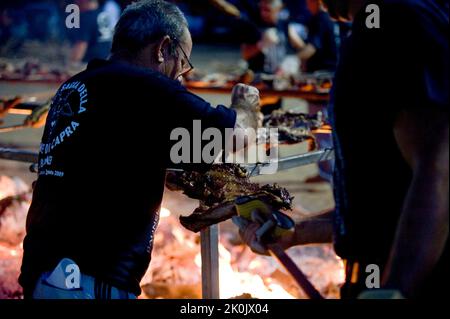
top-left (32, 258), bottom-right (136, 299)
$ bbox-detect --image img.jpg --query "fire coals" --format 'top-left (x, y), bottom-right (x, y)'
top-left (0, 175), bottom-right (31, 299)
top-left (0, 176), bottom-right (30, 246)
top-left (0, 177), bottom-right (344, 299)
top-left (140, 207), bottom-right (344, 299)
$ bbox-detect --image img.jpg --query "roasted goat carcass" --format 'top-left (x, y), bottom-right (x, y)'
top-left (263, 110), bottom-right (324, 145)
top-left (166, 164), bottom-right (293, 232)
top-left (264, 110), bottom-right (323, 129)
top-left (0, 60), bottom-right (72, 82)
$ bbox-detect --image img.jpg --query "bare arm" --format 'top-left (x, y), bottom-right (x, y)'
top-left (288, 24), bottom-right (306, 51)
top-left (383, 107), bottom-right (449, 297)
top-left (282, 209), bottom-right (334, 249)
top-left (234, 208), bottom-right (334, 255)
top-left (298, 44), bottom-right (317, 61)
top-left (208, 0), bottom-right (241, 18)
top-left (286, 24), bottom-right (317, 62)
top-left (241, 43), bottom-right (263, 61)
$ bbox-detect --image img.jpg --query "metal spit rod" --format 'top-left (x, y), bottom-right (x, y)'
top-left (0, 147), bottom-right (39, 163)
top-left (0, 147), bottom-right (335, 176)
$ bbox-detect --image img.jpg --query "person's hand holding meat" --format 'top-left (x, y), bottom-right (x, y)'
top-left (232, 208), bottom-right (297, 255)
top-left (231, 83), bottom-right (260, 112)
top-left (232, 200), bottom-right (334, 255)
top-left (230, 83), bottom-right (262, 131)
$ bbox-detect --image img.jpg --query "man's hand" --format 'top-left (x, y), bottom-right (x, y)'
top-left (232, 210), bottom-right (296, 255)
top-left (233, 206), bottom-right (335, 255)
top-left (231, 83), bottom-right (260, 112)
top-left (241, 28), bottom-right (281, 61)
top-left (230, 84), bottom-right (262, 143)
top-left (260, 28), bottom-right (280, 50)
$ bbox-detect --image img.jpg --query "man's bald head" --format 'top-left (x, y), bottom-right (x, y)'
top-left (111, 0), bottom-right (189, 58)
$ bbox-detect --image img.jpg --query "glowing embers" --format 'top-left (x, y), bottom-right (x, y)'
top-left (140, 207), bottom-right (345, 299)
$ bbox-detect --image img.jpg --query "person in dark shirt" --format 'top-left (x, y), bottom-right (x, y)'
top-left (240, 0), bottom-right (290, 74)
top-left (20, 0), bottom-right (258, 299)
top-left (293, 0), bottom-right (337, 72)
top-left (284, 0), bottom-right (311, 24)
top-left (68, 0), bottom-right (115, 63)
top-left (233, 0), bottom-right (448, 299)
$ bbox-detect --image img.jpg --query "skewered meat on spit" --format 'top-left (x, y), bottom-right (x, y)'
top-left (0, 60), bottom-right (73, 82)
top-left (262, 110), bottom-right (326, 145)
top-left (166, 164), bottom-right (293, 232)
top-left (184, 69), bottom-right (333, 94)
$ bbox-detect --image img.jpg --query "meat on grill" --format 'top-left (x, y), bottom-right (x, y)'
top-left (166, 164), bottom-right (293, 232)
top-left (262, 110), bottom-right (324, 145)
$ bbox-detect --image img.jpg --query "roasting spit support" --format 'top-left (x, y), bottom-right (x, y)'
top-left (200, 225), bottom-right (220, 299)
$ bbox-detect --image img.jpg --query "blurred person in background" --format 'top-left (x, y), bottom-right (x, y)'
top-left (0, 4), bottom-right (28, 55)
top-left (284, 0), bottom-right (310, 24)
top-left (233, 0), bottom-right (448, 299)
top-left (238, 0), bottom-right (302, 115)
top-left (100, 0), bottom-right (121, 31)
top-left (239, 0), bottom-right (290, 74)
top-left (287, 0), bottom-right (338, 184)
top-left (290, 0), bottom-right (337, 73)
top-left (68, 0), bottom-right (116, 64)
top-left (24, 0), bottom-right (62, 42)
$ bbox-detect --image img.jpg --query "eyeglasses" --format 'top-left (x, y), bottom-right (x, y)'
top-left (173, 39), bottom-right (194, 78)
